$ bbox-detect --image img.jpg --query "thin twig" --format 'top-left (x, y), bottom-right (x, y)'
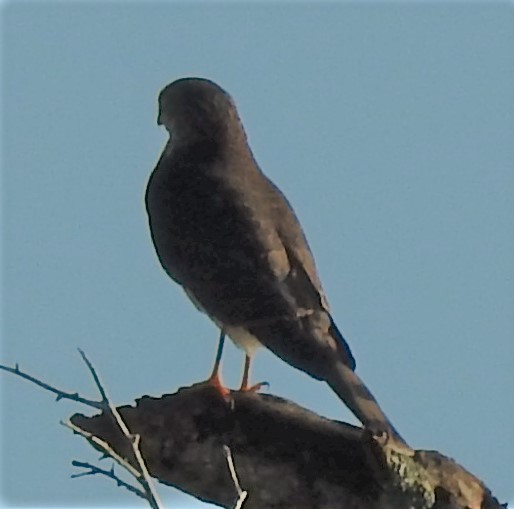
top-left (223, 445), bottom-right (248, 509)
top-left (1, 354), bottom-right (163, 507)
top-left (62, 420), bottom-right (140, 478)
top-left (77, 349), bottom-right (129, 434)
top-left (2, 353), bottom-right (163, 508)
top-left (132, 433), bottom-right (158, 501)
top-left (77, 349), bottom-right (163, 509)
top-left (71, 460), bottom-right (146, 499)
top-left (0, 362), bottom-right (102, 409)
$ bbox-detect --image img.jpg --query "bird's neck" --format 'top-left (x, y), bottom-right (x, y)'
top-left (165, 121), bottom-right (252, 162)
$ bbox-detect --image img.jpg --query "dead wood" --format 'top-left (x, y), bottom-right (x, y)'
top-left (71, 383), bottom-right (502, 509)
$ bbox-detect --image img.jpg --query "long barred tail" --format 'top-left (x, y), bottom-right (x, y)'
top-left (328, 314), bottom-right (356, 370)
top-left (326, 361), bottom-right (408, 447)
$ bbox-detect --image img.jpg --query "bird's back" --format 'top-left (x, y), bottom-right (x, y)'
top-left (146, 144), bottom-right (291, 321)
top-left (146, 142), bottom-right (356, 372)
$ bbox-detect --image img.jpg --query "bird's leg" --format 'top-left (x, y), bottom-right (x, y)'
top-left (209, 330), bottom-right (226, 379)
top-left (206, 331), bottom-right (230, 398)
top-left (238, 354), bottom-right (268, 392)
top-left (239, 355), bottom-right (251, 390)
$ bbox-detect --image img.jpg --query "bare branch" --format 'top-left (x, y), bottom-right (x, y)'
top-left (71, 460), bottom-right (146, 499)
top-left (62, 420), bottom-right (141, 478)
top-left (3, 357), bottom-right (504, 509)
top-left (1, 352), bottom-right (162, 508)
top-left (70, 384), bottom-right (504, 509)
top-left (0, 362), bottom-right (102, 409)
top-left (224, 445), bottom-right (248, 509)
top-left (76, 350), bottom-right (163, 509)
top-left (77, 349), bottom-right (128, 431)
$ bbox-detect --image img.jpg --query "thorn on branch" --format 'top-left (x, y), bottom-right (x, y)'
top-left (0, 361), bottom-right (103, 410)
top-left (1, 352), bottom-right (164, 508)
top-left (72, 350), bottom-right (164, 509)
top-left (70, 460), bottom-right (146, 499)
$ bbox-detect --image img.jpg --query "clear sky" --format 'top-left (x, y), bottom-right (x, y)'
top-left (1, 2), bottom-right (513, 508)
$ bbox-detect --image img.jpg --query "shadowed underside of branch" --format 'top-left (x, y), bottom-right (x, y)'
top-left (71, 384), bottom-right (502, 509)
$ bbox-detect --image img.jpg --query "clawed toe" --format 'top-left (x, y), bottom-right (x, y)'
top-left (239, 381), bottom-right (269, 393)
top-left (203, 373), bottom-right (231, 399)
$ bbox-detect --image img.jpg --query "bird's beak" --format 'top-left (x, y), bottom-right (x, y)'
top-left (157, 111), bottom-right (163, 126)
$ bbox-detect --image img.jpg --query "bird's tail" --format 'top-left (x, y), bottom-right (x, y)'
top-left (326, 361), bottom-right (408, 447)
top-left (328, 314), bottom-right (356, 370)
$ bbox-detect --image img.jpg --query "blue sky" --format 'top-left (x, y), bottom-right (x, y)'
top-left (1, 2), bottom-right (513, 508)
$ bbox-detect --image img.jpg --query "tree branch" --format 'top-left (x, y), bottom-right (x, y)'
top-left (1, 358), bottom-right (505, 509)
top-left (0, 361), bottom-right (102, 409)
top-left (76, 349), bottom-right (163, 509)
top-left (71, 383), bottom-right (503, 509)
top-left (70, 460), bottom-right (146, 499)
top-left (1, 355), bottom-right (163, 509)
top-left (223, 445), bottom-right (248, 509)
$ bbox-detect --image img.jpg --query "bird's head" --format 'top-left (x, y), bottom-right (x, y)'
top-left (157, 77), bottom-right (244, 146)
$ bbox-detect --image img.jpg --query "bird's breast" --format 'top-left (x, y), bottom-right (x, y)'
top-left (224, 325), bottom-right (263, 357)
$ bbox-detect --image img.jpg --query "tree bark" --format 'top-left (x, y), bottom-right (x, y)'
top-left (71, 383), bottom-right (503, 509)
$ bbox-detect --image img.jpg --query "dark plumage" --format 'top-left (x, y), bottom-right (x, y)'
top-left (145, 77), bottom-right (406, 445)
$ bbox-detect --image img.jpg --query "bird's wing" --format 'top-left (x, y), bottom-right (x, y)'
top-left (146, 152), bottom-right (355, 368)
top-left (262, 179), bottom-right (329, 309)
top-left (254, 174), bottom-right (356, 369)
top-left (281, 242), bottom-right (356, 370)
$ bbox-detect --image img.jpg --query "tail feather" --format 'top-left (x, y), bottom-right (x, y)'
top-left (328, 314), bottom-right (356, 371)
top-left (326, 361), bottom-right (408, 447)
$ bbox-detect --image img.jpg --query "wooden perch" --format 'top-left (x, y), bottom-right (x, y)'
top-left (71, 383), bottom-right (502, 509)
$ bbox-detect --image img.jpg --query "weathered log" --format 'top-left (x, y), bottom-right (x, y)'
top-left (71, 383), bottom-right (502, 509)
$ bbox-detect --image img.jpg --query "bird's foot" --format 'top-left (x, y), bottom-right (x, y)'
top-left (204, 372), bottom-right (232, 400)
top-left (238, 381), bottom-right (269, 393)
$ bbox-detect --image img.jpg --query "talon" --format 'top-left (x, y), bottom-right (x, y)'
top-left (239, 381), bottom-right (269, 392)
top-left (205, 372), bottom-right (232, 399)
top-left (199, 331), bottom-right (232, 400)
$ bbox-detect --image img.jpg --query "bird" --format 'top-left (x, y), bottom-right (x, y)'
top-left (145, 77), bottom-right (406, 445)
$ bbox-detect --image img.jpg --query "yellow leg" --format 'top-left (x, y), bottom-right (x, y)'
top-left (239, 354), bottom-right (268, 392)
top-left (206, 331), bottom-right (230, 397)
top-left (239, 355), bottom-right (251, 391)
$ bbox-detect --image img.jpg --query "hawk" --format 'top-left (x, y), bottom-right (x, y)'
top-left (145, 77), bottom-right (406, 444)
